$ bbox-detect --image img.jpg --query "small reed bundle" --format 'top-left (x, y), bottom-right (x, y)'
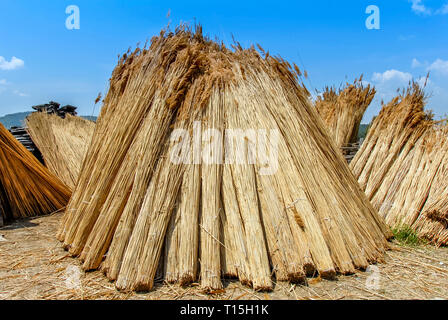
top-left (58, 25), bottom-right (390, 292)
top-left (351, 83), bottom-right (448, 245)
top-left (411, 125), bottom-right (448, 245)
top-left (315, 77), bottom-right (375, 148)
top-left (26, 113), bottom-right (95, 190)
top-left (0, 123), bottom-right (71, 222)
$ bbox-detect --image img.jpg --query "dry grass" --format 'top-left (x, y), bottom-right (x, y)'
top-left (1, 213), bottom-right (447, 300)
top-left (26, 113), bottom-right (95, 190)
top-left (0, 123), bottom-right (71, 223)
top-left (351, 82), bottom-right (448, 245)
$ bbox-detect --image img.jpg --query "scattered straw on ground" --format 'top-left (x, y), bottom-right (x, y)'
top-left (0, 213), bottom-right (447, 300)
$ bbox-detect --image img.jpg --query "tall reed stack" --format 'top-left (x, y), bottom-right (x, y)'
top-left (0, 123), bottom-right (71, 223)
top-left (351, 82), bottom-right (448, 246)
top-left (315, 77), bottom-right (375, 148)
top-left (26, 113), bottom-right (95, 190)
top-left (58, 26), bottom-right (391, 292)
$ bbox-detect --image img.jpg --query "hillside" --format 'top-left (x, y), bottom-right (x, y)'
top-left (0, 112), bottom-right (96, 129)
top-left (80, 115), bottom-right (97, 122)
top-left (0, 112), bottom-right (31, 128)
top-left (358, 124), bottom-right (370, 140)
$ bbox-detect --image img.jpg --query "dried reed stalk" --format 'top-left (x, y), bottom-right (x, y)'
top-left (351, 82), bottom-right (448, 245)
top-left (58, 25), bottom-right (390, 292)
top-left (316, 77), bottom-right (375, 148)
top-left (0, 123), bottom-right (71, 222)
top-left (251, 67), bottom-right (389, 272)
top-left (220, 165), bottom-right (250, 284)
top-left (26, 113), bottom-right (95, 190)
top-left (223, 85), bottom-right (272, 290)
top-left (164, 102), bottom-right (203, 286)
top-left (225, 77), bottom-right (309, 283)
top-left (412, 143), bottom-right (448, 245)
top-left (199, 88), bottom-right (225, 291)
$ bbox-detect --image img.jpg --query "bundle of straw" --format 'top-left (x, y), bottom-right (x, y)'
top-left (26, 113), bottom-right (95, 190)
top-left (58, 25), bottom-right (390, 292)
top-left (412, 145), bottom-right (448, 246)
top-left (315, 77), bottom-right (375, 149)
top-left (0, 123), bottom-right (71, 223)
top-left (351, 82), bottom-right (448, 246)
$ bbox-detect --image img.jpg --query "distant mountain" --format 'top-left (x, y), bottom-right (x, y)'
top-left (358, 124), bottom-right (370, 140)
top-left (0, 112), bottom-right (31, 128)
top-left (0, 112), bottom-right (97, 129)
top-left (81, 115), bottom-right (97, 122)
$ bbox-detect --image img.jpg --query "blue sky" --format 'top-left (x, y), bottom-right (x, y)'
top-left (0, 0), bottom-right (447, 122)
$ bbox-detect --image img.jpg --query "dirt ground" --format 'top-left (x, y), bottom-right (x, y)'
top-left (0, 212), bottom-right (447, 300)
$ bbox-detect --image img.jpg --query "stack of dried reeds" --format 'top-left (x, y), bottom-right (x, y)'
top-left (0, 123), bottom-right (71, 223)
top-left (315, 77), bottom-right (375, 148)
top-left (58, 25), bottom-right (391, 292)
top-left (412, 135), bottom-right (448, 245)
top-left (351, 82), bottom-right (448, 246)
top-left (26, 113), bottom-right (95, 190)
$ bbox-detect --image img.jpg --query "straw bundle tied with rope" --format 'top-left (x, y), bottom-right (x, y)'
top-left (351, 82), bottom-right (448, 246)
top-left (26, 113), bottom-right (95, 190)
top-left (58, 25), bottom-right (391, 292)
top-left (315, 76), bottom-right (375, 149)
top-left (0, 123), bottom-right (71, 223)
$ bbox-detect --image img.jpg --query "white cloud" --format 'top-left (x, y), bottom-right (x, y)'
top-left (0, 56), bottom-right (25, 70)
top-left (372, 69), bottom-right (413, 84)
top-left (0, 79), bottom-right (31, 97)
top-left (364, 68), bottom-right (447, 122)
top-left (427, 59), bottom-right (448, 75)
top-left (361, 80), bottom-right (371, 87)
top-left (410, 0), bottom-right (448, 15)
top-left (411, 0), bottom-right (432, 15)
top-left (412, 58), bottom-right (422, 68)
top-left (370, 70), bottom-right (416, 113)
top-left (13, 90), bottom-right (28, 97)
top-left (436, 3), bottom-right (448, 14)
top-left (417, 76), bottom-right (431, 87)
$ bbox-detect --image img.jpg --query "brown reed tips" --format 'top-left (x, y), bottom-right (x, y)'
top-left (26, 112), bottom-right (95, 190)
top-left (315, 77), bottom-right (375, 148)
top-left (351, 82), bottom-right (448, 246)
top-left (0, 123), bottom-right (71, 223)
top-left (58, 25), bottom-right (390, 292)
